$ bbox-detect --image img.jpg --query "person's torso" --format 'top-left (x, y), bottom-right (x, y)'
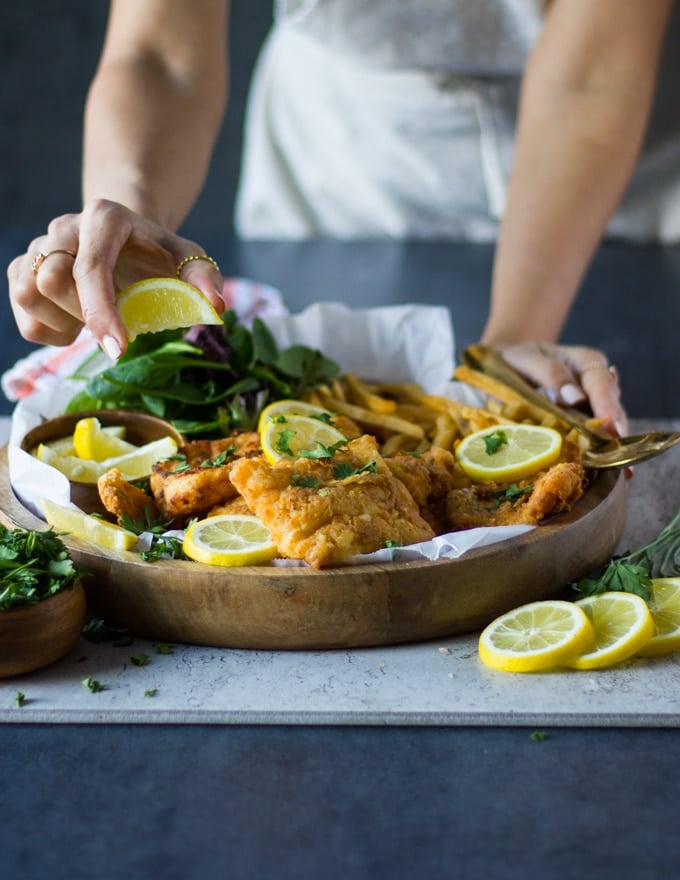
top-left (274, 0), bottom-right (543, 74)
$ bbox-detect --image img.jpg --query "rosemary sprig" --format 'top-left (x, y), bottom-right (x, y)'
top-left (571, 506), bottom-right (680, 600)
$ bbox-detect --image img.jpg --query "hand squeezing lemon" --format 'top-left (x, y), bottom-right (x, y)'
top-left (116, 277), bottom-right (223, 342)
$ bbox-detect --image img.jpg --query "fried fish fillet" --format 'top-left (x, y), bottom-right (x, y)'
top-left (150, 432), bottom-right (261, 522)
top-left (445, 460), bottom-right (587, 530)
top-left (97, 468), bottom-right (159, 525)
top-left (384, 446), bottom-right (461, 533)
top-left (229, 434), bottom-right (435, 568)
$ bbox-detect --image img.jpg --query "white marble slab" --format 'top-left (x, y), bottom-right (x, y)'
top-left (2, 419), bottom-right (680, 727)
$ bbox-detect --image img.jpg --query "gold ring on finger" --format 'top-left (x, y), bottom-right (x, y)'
top-left (176, 254), bottom-right (220, 278)
top-left (31, 249), bottom-right (77, 275)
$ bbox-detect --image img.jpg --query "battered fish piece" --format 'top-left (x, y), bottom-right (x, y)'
top-left (445, 460), bottom-right (587, 530)
top-left (150, 432), bottom-right (261, 522)
top-left (229, 434), bottom-right (435, 568)
top-left (97, 468), bottom-right (159, 526)
top-left (385, 446), bottom-right (460, 532)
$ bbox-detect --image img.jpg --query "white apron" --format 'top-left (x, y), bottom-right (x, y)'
top-left (235, 0), bottom-right (680, 242)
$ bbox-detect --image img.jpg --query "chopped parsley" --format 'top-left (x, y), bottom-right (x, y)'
top-left (200, 447), bottom-right (236, 468)
top-left (332, 460), bottom-right (378, 479)
top-left (0, 525), bottom-right (85, 611)
top-left (82, 676), bottom-right (105, 693)
top-left (491, 483), bottom-right (533, 507)
top-left (483, 430), bottom-right (508, 455)
top-left (291, 474), bottom-right (321, 488)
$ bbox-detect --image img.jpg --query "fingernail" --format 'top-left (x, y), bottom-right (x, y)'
top-left (101, 335), bottom-right (122, 360)
top-left (615, 419), bottom-right (627, 437)
top-left (559, 383), bottom-right (586, 406)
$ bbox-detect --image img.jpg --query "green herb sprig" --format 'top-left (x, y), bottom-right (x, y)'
top-left (572, 506), bottom-right (680, 600)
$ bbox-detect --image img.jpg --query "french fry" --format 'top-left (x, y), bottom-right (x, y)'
top-left (342, 373), bottom-right (397, 414)
top-left (371, 382), bottom-right (426, 404)
top-left (316, 391), bottom-right (425, 439)
top-left (431, 413), bottom-right (457, 450)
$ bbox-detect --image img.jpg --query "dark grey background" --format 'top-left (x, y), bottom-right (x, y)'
top-left (1, 1), bottom-right (272, 241)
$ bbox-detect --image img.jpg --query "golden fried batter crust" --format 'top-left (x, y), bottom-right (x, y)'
top-left (97, 468), bottom-right (158, 525)
top-left (149, 432), bottom-right (261, 522)
top-left (230, 434), bottom-right (435, 568)
top-left (445, 460), bottom-right (587, 530)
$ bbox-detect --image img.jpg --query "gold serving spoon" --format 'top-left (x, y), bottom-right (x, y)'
top-left (461, 345), bottom-right (680, 469)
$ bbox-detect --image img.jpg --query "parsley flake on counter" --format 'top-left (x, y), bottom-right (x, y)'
top-left (14, 691), bottom-right (26, 708)
top-left (155, 643), bottom-right (174, 655)
top-left (82, 676), bottom-right (105, 693)
top-left (144, 689), bottom-right (158, 698)
top-left (131, 653), bottom-right (150, 667)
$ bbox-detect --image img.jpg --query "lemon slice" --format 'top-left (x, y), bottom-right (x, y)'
top-left (257, 399), bottom-right (334, 434)
top-left (455, 423), bottom-right (563, 482)
top-left (567, 593), bottom-right (654, 669)
top-left (116, 277), bottom-right (223, 341)
top-left (73, 417), bottom-right (136, 461)
top-left (478, 600), bottom-right (594, 673)
top-left (636, 578), bottom-right (680, 658)
top-left (39, 497), bottom-right (138, 551)
top-left (182, 514), bottom-right (278, 567)
top-left (260, 413), bottom-right (348, 465)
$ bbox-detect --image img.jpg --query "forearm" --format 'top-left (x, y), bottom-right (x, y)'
top-left (82, 1), bottom-right (229, 231)
top-left (482, 0), bottom-right (673, 346)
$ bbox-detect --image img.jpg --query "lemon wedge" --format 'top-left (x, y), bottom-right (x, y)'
top-left (636, 578), bottom-right (680, 658)
top-left (35, 435), bottom-right (178, 483)
top-left (116, 277), bottom-right (223, 341)
top-left (455, 423), bottom-right (563, 482)
top-left (182, 514), bottom-right (278, 567)
top-left (567, 592), bottom-right (654, 669)
top-left (73, 417), bottom-right (136, 461)
top-left (259, 413), bottom-right (348, 465)
top-left (36, 443), bottom-right (107, 483)
top-left (478, 600), bottom-right (594, 673)
top-left (39, 497), bottom-right (138, 551)
top-left (257, 399), bottom-right (334, 434)
top-left (95, 435), bottom-right (178, 480)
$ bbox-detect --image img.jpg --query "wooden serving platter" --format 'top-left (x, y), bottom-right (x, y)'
top-left (0, 446), bottom-right (627, 650)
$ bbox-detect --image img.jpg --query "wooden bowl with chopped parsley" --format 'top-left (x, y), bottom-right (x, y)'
top-left (0, 526), bottom-right (87, 678)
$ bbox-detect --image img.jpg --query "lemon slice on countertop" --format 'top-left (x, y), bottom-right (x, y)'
top-left (566, 592), bottom-right (654, 670)
top-left (182, 514), bottom-right (278, 567)
top-left (257, 399), bottom-right (335, 434)
top-left (478, 599), bottom-right (594, 673)
top-left (635, 578), bottom-right (680, 658)
top-left (116, 277), bottom-right (222, 341)
top-left (39, 497), bottom-right (138, 552)
top-left (259, 413), bottom-right (348, 465)
top-left (73, 416), bottom-right (137, 461)
top-left (455, 423), bottom-right (563, 482)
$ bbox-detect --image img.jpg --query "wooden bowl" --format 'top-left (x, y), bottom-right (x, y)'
top-left (0, 581), bottom-right (87, 678)
top-left (0, 444), bottom-right (628, 650)
top-left (20, 409), bottom-right (184, 517)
